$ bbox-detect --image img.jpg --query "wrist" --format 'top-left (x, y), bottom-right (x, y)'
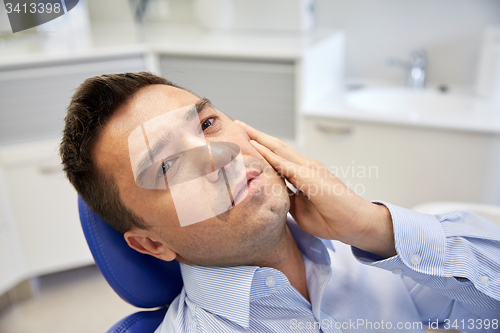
top-left (346, 202), bottom-right (397, 258)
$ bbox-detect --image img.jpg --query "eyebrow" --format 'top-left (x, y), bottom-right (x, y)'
top-left (134, 99), bottom-right (213, 185)
top-left (185, 98), bottom-right (212, 122)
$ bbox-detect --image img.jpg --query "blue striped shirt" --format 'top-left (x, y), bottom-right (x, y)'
top-left (155, 202), bottom-right (500, 332)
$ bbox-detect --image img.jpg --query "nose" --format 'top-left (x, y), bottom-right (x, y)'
top-left (206, 142), bottom-right (240, 183)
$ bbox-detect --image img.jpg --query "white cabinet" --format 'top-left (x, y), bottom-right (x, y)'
top-left (160, 56), bottom-right (296, 139)
top-left (0, 169), bottom-right (26, 295)
top-left (152, 29), bottom-right (345, 143)
top-left (0, 231), bottom-right (18, 295)
top-left (304, 116), bottom-right (500, 209)
top-left (0, 140), bottom-right (94, 276)
top-left (0, 52), bottom-right (146, 144)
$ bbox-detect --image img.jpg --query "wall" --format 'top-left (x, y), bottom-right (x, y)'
top-left (0, 2), bottom-right (11, 34)
top-left (315, 0), bottom-right (500, 86)
top-left (165, 0), bottom-right (500, 86)
top-left (85, 0), bottom-right (500, 86)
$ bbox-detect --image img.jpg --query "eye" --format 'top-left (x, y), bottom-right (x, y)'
top-left (156, 159), bottom-right (174, 180)
top-left (201, 117), bottom-right (215, 131)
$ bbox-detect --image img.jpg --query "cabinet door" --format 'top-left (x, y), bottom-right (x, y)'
top-left (160, 56), bottom-right (296, 140)
top-left (0, 54), bottom-right (146, 145)
top-left (0, 169), bottom-right (25, 295)
top-left (305, 117), bottom-right (492, 209)
top-left (1, 140), bottom-right (94, 276)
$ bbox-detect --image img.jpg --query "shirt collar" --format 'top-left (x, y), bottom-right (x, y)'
top-left (180, 263), bottom-right (257, 328)
top-left (286, 216), bottom-right (335, 265)
top-left (179, 216), bottom-right (335, 328)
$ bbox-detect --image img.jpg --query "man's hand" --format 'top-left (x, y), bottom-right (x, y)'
top-left (236, 121), bottom-right (397, 258)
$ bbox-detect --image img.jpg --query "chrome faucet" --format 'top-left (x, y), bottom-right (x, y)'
top-left (387, 50), bottom-right (427, 89)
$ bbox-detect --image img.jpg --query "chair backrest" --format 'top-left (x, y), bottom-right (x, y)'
top-left (78, 196), bottom-right (183, 308)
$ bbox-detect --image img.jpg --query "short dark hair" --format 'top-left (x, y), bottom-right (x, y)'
top-left (60, 72), bottom-right (182, 234)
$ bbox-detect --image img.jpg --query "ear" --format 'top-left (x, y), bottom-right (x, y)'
top-left (124, 228), bottom-right (177, 261)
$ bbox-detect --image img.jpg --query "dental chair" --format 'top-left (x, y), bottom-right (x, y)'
top-left (78, 196), bottom-right (183, 333)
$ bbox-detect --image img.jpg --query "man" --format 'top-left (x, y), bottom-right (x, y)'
top-left (60, 72), bottom-right (500, 332)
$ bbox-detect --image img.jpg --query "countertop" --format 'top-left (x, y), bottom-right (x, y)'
top-left (0, 23), bottom-right (338, 70)
top-left (302, 85), bottom-right (500, 134)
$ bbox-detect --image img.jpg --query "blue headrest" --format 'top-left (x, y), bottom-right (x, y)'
top-left (78, 196), bottom-right (183, 308)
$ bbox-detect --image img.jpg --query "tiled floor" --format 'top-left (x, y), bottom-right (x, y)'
top-left (0, 265), bottom-right (460, 333)
top-left (0, 265), bottom-right (138, 333)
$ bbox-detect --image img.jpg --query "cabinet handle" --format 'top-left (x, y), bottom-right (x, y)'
top-left (39, 165), bottom-right (63, 174)
top-left (316, 124), bottom-right (353, 135)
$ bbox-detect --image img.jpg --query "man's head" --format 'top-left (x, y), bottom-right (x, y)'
top-left (61, 72), bottom-right (290, 267)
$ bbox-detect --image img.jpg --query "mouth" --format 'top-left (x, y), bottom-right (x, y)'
top-left (229, 169), bottom-right (261, 208)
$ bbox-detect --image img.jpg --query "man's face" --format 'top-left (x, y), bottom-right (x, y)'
top-left (94, 84), bottom-right (290, 266)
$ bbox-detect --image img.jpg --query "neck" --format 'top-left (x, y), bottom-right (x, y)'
top-left (256, 225), bottom-right (310, 303)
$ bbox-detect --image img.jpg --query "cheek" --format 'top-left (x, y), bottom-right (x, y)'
top-left (213, 125), bottom-right (266, 161)
top-left (123, 184), bottom-right (181, 228)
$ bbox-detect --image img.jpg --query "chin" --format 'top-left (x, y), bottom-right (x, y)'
top-left (241, 188), bottom-right (289, 236)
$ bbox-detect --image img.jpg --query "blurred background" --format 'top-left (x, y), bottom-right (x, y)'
top-left (1, 0), bottom-right (500, 332)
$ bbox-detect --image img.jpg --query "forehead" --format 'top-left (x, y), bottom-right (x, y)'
top-left (108, 84), bottom-right (200, 136)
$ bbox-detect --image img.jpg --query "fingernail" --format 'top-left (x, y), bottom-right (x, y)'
top-left (249, 140), bottom-right (258, 145)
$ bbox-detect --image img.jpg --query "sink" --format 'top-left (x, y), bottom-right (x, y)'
top-left (345, 87), bottom-right (475, 114)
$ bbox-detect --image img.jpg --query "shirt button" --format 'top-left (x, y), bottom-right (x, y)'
top-left (392, 268), bottom-right (402, 275)
top-left (265, 276), bottom-right (275, 287)
top-left (410, 254), bottom-right (421, 265)
top-left (480, 275), bottom-right (490, 286)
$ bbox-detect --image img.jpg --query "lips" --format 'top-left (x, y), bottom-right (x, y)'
top-left (230, 169), bottom-right (261, 207)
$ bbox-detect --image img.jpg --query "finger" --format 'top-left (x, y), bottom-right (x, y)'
top-left (250, 140), bottom-right (305, 188)
top-left (235, 120), bottom-right (309, 166)
top-left (235, 120), bottom-right (280, 149)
